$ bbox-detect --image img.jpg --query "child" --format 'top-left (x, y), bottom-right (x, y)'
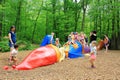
top-left (9, 45), bottom-right (19, 65)
top-left (74, 32), bottom-right (78, 40)
top-left (71, 33), bottom-right (75, 44)
top-left (55, 38), bottom-right (61, 48)
top-left (68, 35), bottom-right (72, 43)
top-left (50, 32), bottom-right (55, 44)
top-left (103, 35), bottom-right (110, 53)
top-left (89, 41), bottom-right (97, 68)
top-left (78, 32), bottom-right (86, 53)
top-left (63, 42), bottom-right (70, 58)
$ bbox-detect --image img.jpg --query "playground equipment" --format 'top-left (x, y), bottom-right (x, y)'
top-left (68, 41), bottom-right (83, 58)
top-left (40, 35), bottom-right (54, 47)
top-left (15, 45), bottom-right (61, 70)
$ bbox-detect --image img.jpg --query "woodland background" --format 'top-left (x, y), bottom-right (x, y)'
top-left (0, 0), bottom-right (120, 52)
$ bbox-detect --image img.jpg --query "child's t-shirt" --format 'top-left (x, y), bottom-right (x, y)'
top-left (90, 45), bottom-right (97, 56)
top-left (11, 49), bottom-right (18, 56)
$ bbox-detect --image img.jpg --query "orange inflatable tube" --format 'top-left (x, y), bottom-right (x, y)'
top-left (97, 40), bottom-right (104, 50)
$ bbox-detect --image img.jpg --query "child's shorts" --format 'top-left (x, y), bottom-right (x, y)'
top-left (90, 54), bottom-right (96, 60)
top-left (105, 43), bottom-right (109, 47)
top-left (11, 56), bottom-right (17, 61)
top-left (9, 42), bottom-right (15, 48)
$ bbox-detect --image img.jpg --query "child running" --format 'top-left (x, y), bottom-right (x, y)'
top-left (89, 41), bottom-right (97, 68)
top-left (9, 45), bottom-right (19, 65)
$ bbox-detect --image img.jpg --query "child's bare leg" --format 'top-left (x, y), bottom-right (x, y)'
top-left (9, 56), bottom-right (12, 65)
top-left (13, 58), bottom-right (17, 65)
top-left (106, 45), bottom-right (108, 53)
top-left (13, 60), bottom-right (17, 65)
top-left (90, 59), bottom-right (95, 68)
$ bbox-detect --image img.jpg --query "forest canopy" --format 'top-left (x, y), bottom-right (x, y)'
top-left (0, 0), bottom-right (120, 50)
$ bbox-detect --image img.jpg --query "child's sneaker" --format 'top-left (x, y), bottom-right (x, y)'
top-left (91, 65), bottom-right (96, 68)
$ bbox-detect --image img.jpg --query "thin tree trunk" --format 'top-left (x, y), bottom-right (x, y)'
top-left (74, 0), bottom-right (78, 31)
top-left (64, 0), bottom-right (68, 41)
top-left (81, 0), bottom-right (88, 31)
top-left (110, 0), bottom-right (116, 49)
top-left (15, 0), bottom-right (22, 32)
top-left (0, 21), bottom-right (2, 41)
top-left (2, 0), bottom-right (5, 37)
top-left (31, 0), bottom-right (43, 43)
top-left (45, 10), bottom-right (48, 35)
top-left (116, 0), bottom-right (119, 49)
top-left (74, 0), bottom-right (82, 31)
top-left (81, 0), bottom-right (85, 31)
top-left (24, 2), bottom-right (27, 38)
top-left (107, 20), bottom-right (110, 34)
top-left (52, 0), bottom-right (57, 36)
top-left (99, 12), bottom-right (101, 35)
top-left (0, 0), bottom-right (3, 40)
top-left (94, 17), bottom-right (97, 30)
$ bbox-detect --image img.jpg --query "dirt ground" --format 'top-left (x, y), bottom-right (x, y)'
top-left (0, 50), bottom-right (120, 80)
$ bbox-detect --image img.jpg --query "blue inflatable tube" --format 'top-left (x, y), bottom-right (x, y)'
top-left (40, 35), bottom-right (54, 47)
top-left (68, 41), bottom-right (83, 58)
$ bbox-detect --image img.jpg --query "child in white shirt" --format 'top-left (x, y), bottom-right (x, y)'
top-left (10, 45), bottom-right (19, 65)
top-left (90, 41), bottom-right (97, 68)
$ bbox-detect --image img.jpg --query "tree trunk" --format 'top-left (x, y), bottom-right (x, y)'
top-left (0, 20), bottom-right (2, 41)
top-left (45, 10), bottom-right (48, 35)
top-left (31, 0), bottom-right (43, 43)
top-left (110, 0), bottom-right (117, 49)
top-left (52, 0), bottom-right (57, 36)
top-left (81, 0), bottom-right (85, 31)
top-left (81, 0), bottom-right (88, 31)
top-left (64, 0), bottom-right (68, 42)
top-left (15, 0), bottom-right (22, 32)
top-left (0, 0), bottom-right (3, 40)
top-left (116, 0), bottom-right (120, 49)
top-left (74, 0), bottom-right (78, 31)
top-left (94, 17), bottom-right (98, 31)
top-left (99, 11), bottom-right (102, 36)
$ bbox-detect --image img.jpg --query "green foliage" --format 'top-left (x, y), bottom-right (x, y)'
top-left (0, 0), bottom-right (120, 50)
top-left (0, 40), bottom-right (9, 52)
top-left (16, 40), bottom-right (39, 51)
top-left (0, 39), bottom-right (39, 52)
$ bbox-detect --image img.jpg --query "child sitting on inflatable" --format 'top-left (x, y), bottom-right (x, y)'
top-left (63, 42), bottom-right (70, 58)
top-left (55, 38), bottom-right (61, 48)
top-left (89, 41), bottom-right (97, 68)
top-left (78, 32), bottom-right (86, 53)
top-left (9, 45), bottom-right (19, 65)
top-left (67, 32), bottom-right (78, 49)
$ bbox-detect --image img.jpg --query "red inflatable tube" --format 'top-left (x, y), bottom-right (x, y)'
top-left (15, 45), bottom-right (60, 70)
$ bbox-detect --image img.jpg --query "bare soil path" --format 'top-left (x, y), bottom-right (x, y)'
top-left (0, 50), bottom-right (120, 80)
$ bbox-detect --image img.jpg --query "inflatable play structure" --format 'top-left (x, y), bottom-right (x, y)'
top-left (68, 41), bottom-right (83, 58)
top-left (84, 45), bottom-right (90, 53)
top-left (15, 44), bottom-right (63, 70)
top-left (40, 35), bottom-right (54, 47)
top-left (3, 34), bottom-right (104, 70)
top-left (5, 40), bottom-right (82, 70)
top-left (14, 41), bottom-right (83, 70)
top-left (4, 38), bottom-right (104, 70)
top-left (97, 40), bottom-right (104, 50)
